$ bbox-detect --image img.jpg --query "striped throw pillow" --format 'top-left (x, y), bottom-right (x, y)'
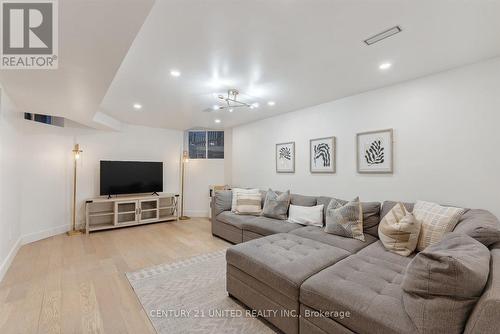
top-left (413, 201), bottom-right (465, 251)
top-left (379, 203), bottom-right (421, 256)
top-left (234, 192), bottom-right (262, 215)
top-left (324, 197), bottom-right (365, 241)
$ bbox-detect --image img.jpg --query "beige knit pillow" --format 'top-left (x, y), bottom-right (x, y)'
top-left (234, 192), bottom-right (262, 215)
top-left (378, 203), bottom-right (421, 256)
top-left (413, 201), bottom-right (465, 251)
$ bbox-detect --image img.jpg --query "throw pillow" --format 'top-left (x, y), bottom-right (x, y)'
top-left (234, 192), bottom-right (262, 215)
top-left (402, 232), bottom-right (490, 334)
top-left (231, 188), bottom-right (260, 212)
top-left (378, 202), bottom-right (421, 256)
top-left (324, 197), bottom-right (365, 241)
top-left (262, 189), bottom-right (290, 220)
top-left (288, 204), bottom-right (324, 227)
top-left (413, 200), bottom-right (466, 251)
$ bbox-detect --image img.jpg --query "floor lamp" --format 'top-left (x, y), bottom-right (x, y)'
top-left (68, 144), bottom-right (83, 236)
top-left (179, 150), bottom-right (190, 220)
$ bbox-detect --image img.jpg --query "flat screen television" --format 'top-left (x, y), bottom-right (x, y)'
top-left (100, 161), bottom-right (163, 196)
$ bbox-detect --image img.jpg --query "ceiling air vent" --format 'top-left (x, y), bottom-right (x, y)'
top-left (364, 26), bottom-right (402, 46)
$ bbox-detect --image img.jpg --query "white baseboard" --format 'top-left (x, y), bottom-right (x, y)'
top-left (21, 224), bottom-right (69, 245)
top-left (0, 237), bottom-right (22, 283)
top-left (0, 224), bottom-right (69, 283)
top-left (184, 210), bottom-right (209, 218)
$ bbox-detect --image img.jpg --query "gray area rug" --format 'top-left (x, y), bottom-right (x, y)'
top-left (126, 250), bottom-right (276, 334)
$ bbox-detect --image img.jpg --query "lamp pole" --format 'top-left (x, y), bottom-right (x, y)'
top-left (179, 151), bottom-right (190, 220)
top-left (68, 144), bottom-right (83, 236)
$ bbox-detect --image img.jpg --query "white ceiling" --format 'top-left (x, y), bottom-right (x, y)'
top-left (100, 0), bottom-right (500, 130)
top-left (2, 0), bottom-right (500, 130)
top-left (0, 0), bottom-right (155, 129)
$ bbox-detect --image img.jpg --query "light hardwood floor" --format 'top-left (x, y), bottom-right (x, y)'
top-left (0, 218), bottom-right (230, 334)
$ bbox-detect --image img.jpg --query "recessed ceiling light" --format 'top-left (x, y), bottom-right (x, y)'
top-left (379, 62), bottom-right (392, 70)
top-left (212, 105), bottom-right (220, 110)
top-left (133, 103), bottom-right (142, 110)
top-left (267, 101), bottom-right (275, 106)
top-left (229, 108), bottom-right (234, 113)
top-left (252, 102), bottom-right (260, 108)
top-left (170, 70), bottom-right (181, 77)
top-left (214, 119), bottom-right (221, 124)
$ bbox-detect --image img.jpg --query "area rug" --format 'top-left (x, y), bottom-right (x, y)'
top-left (126, 250), bottom-right (276, 334)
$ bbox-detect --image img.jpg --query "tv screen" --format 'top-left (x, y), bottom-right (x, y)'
top-left (100, 161), bottom-right (163, 196)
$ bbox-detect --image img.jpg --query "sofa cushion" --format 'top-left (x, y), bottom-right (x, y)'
top-left (414, 200), bottom-right (466, 251)
top-left (318, 196), bottom-right (380, 235)
top-left (384, 203), bottom-right (500, 248)
top-left (325, 197), bottom-right (365, 241)
top-left (464, 248), bottom-right (500, 334)
top-left (213, 190), bottom-right (232, 216)
top-left (262, 189), bottom-right (291, 220)
top-left (290, 194), bottom-right (317, 207)
top-left (402, 232), bottom-right (490, 334)
top-left (242, 216), bottom-right (302, 236)
top-left (358, 201), bottom-right (382, 237)
top-left (226, 233), bottom-right (350, 300)
top-left (216, 211), bottom-right (257, 228)
top-left (378, 202), bottom-right (421, 256)
top-left (453, 209), bottom-right (500, 247)
top-left (290, 226), bottom-right (377, 253)
top-left (300, 241), bottom-right (417, 334)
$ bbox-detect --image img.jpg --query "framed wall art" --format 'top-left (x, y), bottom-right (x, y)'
top-left (357, 129), bottom-right (393, 173)
top-left (276, 142), bottom-right (295, 173)
top-left (310, 136), bottom-right (336, 173)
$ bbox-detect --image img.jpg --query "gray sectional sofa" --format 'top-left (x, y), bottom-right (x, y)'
top-left (211, 190), bottom-right (500, 334)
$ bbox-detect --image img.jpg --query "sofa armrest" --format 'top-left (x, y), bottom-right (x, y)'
top-left (212, 190), bottom-right (232, 220)
top-left (464, 249), bottom-right (500, 334)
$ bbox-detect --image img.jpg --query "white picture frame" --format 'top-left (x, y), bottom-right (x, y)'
top-left (357, 129), bottom-right (393, 174)
top-left (276, 142), bottom-right (295, 173)
top-left (310, 136), bottom-right (336, 173)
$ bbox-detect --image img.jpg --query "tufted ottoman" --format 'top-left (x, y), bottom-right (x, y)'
top-left (226, 233), bottom-right (350, 334)
top-left (299, 241), bottom-right (417, 334)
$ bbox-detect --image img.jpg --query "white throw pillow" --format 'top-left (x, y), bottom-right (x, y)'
top-left (288, 204), bottom-right (324, 227)
top-left (231, 188), bottom-right (260, 212)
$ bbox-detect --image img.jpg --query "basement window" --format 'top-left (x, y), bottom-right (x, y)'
top-left (188, 130), bottom-right (224, 159)
top-left (24, 113), bottom-right (64, 127)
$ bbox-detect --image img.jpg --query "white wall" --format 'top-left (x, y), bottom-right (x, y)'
top-left (0, 112), bottom-right (187, 280)
top-left (1, 101), bottom-right (231, 281)
top-left (182, 129), bottom-right (232, 217)
top-left (18, 123), bottom-right (184, 237)
top-left (0, 88), bottom-right (23, 280)
top-left (232, 58), bottom-right (500, 218)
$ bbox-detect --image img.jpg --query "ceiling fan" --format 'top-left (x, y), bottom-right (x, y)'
top-left (202, 89), bottom-right (259, 112)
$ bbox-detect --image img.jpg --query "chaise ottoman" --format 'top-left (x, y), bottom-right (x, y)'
top-left (226, 233), bottom-right (350, 334)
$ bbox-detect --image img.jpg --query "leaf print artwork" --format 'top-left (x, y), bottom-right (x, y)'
top-left (365, 140), bottom-right (385, 165)
top-left (279, 147), bottom-right (291, 160)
